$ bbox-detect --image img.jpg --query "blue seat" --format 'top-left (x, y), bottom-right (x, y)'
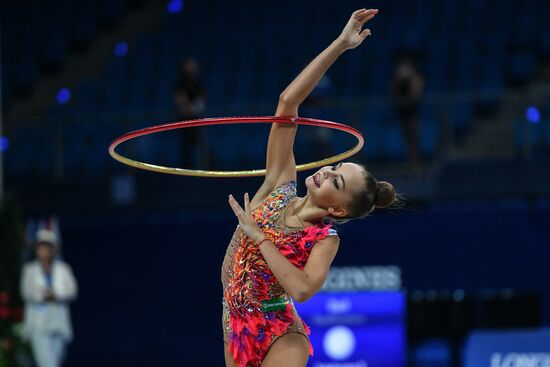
top-left (5, 128), bottom-right (30, 176)
top-left (1, 72), bottom-right (11, 106)
top-left (362, 122), bottom-right (384, 161)
top-left (44, 24), bottom-right (69, 66)
top-left (99, 0), bottom-right (125, 24)
top-left (515, 117), bottom-right (544, 157)
top-left (507, 51), bottom-right (537, 85)
top-left (539, 25), bottom-right (550, 58)
top-left (73, 0), bottom-right (97, 44)
top-left (543, 118), bottom-right (550, 150)
top-left (413, 339), bottom-right (452, 367)
top-left (509, 3), bottom-right (538, 50)
top-left (75, 81), bottom-right (99, 116)
top-left (14, 59), bottom-right (39, 90)
top-left (211, 126), bottom-right (239, 169)
top-left (450, 101), bottom-right (473, 134)
top-left (384, 125), bottom-right (406, 161)
top-left (231, 68), bottom-right (253, 105)
top-left (420, 115), bottom-right (439, 158)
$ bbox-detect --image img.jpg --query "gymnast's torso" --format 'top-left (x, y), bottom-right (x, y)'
top-left (221, 180), bottom-right (336, 367)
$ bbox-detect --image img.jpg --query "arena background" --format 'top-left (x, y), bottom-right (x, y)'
top-left (1, 0), bottom-right (549, 366)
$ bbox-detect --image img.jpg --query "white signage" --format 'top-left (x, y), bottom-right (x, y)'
top-left (490, 353), bottom-right (550, 367)
top-left (322, 266), bottom-right (402, 291)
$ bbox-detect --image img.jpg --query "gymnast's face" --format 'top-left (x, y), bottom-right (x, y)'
top-left (305, 162), bottom-right (366, 218)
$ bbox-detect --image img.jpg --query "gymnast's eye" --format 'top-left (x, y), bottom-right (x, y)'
top-left (334, 178), bottom-right (339, 189)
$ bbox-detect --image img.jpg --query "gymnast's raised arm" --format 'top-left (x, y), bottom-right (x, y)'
top-left (251, 9), bottom-right (378, 205)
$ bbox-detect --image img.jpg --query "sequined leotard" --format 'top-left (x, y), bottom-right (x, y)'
top-left (221, 181), bottom-right (337, 367)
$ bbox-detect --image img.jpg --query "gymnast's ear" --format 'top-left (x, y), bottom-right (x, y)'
top-left (328, 206), bottom-right (347, 218)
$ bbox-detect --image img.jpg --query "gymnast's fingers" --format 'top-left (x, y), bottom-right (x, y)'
top-left (352, 8), bottom-right (367, 18)
top-left (360, 28), bottom-right (371, 39)
top-left (358, 9), bottom-right (377, 24)
top-left (228, 194), bottom-right (244, 217)
top-left (244, 193), bottom-right (250, 215)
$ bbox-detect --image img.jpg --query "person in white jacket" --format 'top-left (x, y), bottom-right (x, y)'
top-left (20, 229), bottom-right (78, 367)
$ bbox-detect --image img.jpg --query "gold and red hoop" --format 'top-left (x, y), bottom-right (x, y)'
top-left (108, 116), bottom-right (364, 177)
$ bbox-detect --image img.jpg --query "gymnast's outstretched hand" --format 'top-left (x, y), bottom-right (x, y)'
top-left (228, 193), bottom-right (265, 243)
top-left (338, 8), bottom-right (378, 50)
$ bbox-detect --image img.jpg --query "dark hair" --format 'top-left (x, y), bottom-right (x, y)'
top-left (332, 165), bottom-right (396, 223)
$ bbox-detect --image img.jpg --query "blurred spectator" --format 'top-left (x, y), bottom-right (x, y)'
top-left (20, 229), bottom-right (77, 367)
top-left (391, 52), bottom-right (424, 173)
top-left (173, 58), bottom-right (209, 167)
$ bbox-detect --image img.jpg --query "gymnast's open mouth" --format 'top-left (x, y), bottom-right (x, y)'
top-left (313, 173), bottom-right (321, 187)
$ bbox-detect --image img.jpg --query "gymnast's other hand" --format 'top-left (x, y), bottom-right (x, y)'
top-left (337, 8), bottom-right (378, 50)
top-left (228, 193), bottom-right (265, 243)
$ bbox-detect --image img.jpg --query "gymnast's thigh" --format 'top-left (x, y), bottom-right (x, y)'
top-left (261, 332), bottom-right (310, 367)
top-left (224, 342), bottom-right (238, 367)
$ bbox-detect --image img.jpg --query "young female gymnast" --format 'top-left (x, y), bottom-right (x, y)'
top-left (222, 8), bottom-right (395, 367)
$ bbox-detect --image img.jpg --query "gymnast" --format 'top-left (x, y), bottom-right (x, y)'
top-left (221, 8), bottom-right (395, 367)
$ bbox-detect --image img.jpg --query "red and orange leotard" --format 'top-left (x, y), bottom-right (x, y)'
top-left (221, 181), bottom-right (337, 367)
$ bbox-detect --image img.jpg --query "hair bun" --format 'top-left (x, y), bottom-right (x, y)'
top-left (374, 181), bottom-right (396, 209)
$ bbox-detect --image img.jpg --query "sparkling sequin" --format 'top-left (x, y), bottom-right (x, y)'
top-left (220, 181), bottom-right (334, 367)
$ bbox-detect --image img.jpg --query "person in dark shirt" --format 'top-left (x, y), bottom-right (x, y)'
top-left (391, 52), bottom-right (424, 174)
top-left (173, 58), bottom-right (208, 167)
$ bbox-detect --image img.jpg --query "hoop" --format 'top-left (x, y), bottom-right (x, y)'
top-left (108, 116), bottom-right (364, 177)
